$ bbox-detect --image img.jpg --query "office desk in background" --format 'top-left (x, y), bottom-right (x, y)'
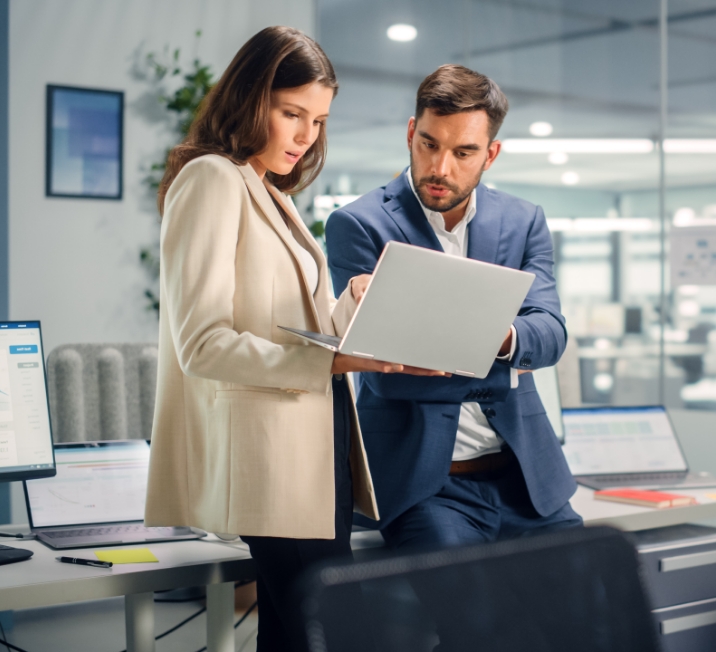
top-left (0, 535), bottom-right (255, 652)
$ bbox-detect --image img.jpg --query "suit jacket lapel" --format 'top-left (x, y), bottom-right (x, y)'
top-left (466, 183), bottom-right (502, 264)
top-left (236, 163), bottom-right (324, 332)
top-left (383, 172), bottom-right (444, 252)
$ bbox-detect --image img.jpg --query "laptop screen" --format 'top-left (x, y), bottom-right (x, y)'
top-left (561, 406), bottom-right (688, 476)
top-left (25, 440), bottom-right (150, 528)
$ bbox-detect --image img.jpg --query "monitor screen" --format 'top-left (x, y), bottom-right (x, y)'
top-left (24, 441), bottom-right (150, 528)
top-left (0, 321), bottom-right (55, 481)
top-left (561, 406), bottom-right (688, 476)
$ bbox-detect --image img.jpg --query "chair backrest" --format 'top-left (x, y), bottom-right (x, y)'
top-left (46, 343), bottom-right (158, 442)
top-left (298, 526), bottom-right (659, 652)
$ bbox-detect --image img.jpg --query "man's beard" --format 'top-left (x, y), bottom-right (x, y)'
top-left (410, 151), bottom-right (485, 214)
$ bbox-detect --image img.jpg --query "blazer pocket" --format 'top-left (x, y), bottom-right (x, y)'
top-left (216, 388), bottom-right (284, 402)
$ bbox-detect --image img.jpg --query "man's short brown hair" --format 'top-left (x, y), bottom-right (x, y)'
top-left (415, 64), bottom-right (509, 140)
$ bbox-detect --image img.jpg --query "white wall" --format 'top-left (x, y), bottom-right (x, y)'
top-left (9, 0), bottom-right (316, 354)
top-left (7, 0), bottom-right (315, 522)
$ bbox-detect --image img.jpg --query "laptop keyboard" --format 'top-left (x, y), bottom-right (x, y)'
top-left (42, 525), bottom-right (178, 540)
top-left (593, 472), bottom-right (686, 484)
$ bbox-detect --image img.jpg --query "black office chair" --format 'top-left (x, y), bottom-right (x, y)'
top-left (298, 526), bottom-right (660, 652)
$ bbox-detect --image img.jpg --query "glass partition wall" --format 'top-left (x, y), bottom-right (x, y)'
top-left (314, 0), bottom-right (716, 410)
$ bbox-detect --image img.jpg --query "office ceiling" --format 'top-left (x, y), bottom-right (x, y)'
top-left (318, 0), bottom-right (716, 196)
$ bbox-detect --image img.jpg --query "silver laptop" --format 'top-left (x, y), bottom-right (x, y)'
top-left (23, 440), bottom-right (204, 549)
top-left (562, 405), bottom-right (716, 491)
top-left (281, 241), bottom-right (535, 378)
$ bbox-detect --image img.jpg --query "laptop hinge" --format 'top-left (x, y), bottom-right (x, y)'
top-left (351, 351), bottom-right (375, 359)
top-left (455, 369), bottom-right (476, 377)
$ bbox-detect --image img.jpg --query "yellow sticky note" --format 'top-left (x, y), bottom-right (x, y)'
top-left (95, 548), bottom-right (158, 564)
top-left (706, 494), bottom-right (716, 501)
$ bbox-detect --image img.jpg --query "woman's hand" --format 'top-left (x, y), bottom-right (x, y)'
top-left (349, 274), bottom-right (372, 303)
top-left (331, 353), bottom-right (450, 377)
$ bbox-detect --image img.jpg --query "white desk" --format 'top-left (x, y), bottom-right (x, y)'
top-left (572, 485), bottom-right (716, 531)
top-left (5, 493), bottom-right (716, 652)
top-left (0, 536), bottom-right (255, 652)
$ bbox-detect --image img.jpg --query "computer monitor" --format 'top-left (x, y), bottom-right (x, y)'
top-left (0, 321), bottom-right (56, 482)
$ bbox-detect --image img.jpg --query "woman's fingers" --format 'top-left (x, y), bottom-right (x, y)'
top-left (349, 274), bottom-right (372, 303)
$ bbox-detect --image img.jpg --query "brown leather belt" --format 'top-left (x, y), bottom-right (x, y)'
top-left (449, 448), bottom-right (515, 476)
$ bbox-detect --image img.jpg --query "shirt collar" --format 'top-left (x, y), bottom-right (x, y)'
top-left (406, 168), bottom-right (477, 233)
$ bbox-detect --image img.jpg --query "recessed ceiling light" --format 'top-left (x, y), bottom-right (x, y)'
top-left (561, 171), bottom-right (580, 185)
top-left (387, 24), bottom-right (417, 42)
top-left (673, 207), bottom-right (696, 226)
top-left (548, 152), bottom-right (568, 165)
top-left (502, 139), bottom-right (654, 153)
top-left (529, 121), bottom-right (553, 137)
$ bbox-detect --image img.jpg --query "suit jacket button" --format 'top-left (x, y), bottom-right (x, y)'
top-left (484, 408), bottom-right (496, 418)
top-left (487, 390), bottom-right (493, 398)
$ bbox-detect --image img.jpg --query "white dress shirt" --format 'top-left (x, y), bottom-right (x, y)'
top-left (407, 170), bottom-right (518, 461)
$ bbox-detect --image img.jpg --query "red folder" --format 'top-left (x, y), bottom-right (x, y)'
top-left (594, 488), bottom-right (697, 509)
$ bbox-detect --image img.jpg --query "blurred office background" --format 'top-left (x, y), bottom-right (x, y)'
top-left (2, 0), bottom-right (716, 522)
top-left (314, 0), bottom-right (716, 411)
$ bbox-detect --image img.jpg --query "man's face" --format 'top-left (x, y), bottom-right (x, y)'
top-left (408, 109), bottom-right (501, 214)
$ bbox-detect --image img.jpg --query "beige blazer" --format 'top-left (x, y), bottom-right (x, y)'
top-left (144, 154), bottom-right (379, 539)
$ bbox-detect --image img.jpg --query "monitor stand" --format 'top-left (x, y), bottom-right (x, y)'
top-left (0, 545), bottom-right (33, 565)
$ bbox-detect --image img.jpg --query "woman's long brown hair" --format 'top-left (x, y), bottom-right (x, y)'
top-left (157, 26), bottom-right (338, 214)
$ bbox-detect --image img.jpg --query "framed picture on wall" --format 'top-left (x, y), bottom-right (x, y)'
top-left (46, 84), bottom-right (124, 200)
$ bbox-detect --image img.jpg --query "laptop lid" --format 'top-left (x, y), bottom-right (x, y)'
top-left (24, 440), bottom-right (150, 530)
top-left (561, 406), bottom-right (688, 477)
top-left (339, 242), bottom-right (535, 378)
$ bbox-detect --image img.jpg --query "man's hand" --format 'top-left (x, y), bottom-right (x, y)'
top-left (349, 274), bottom-right (372, 303)
top-left (331, 353), bottom-right (450, 377)
top-left (497, 327), bottom-right (513, 357)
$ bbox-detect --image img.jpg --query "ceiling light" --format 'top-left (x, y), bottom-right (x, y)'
top-left (548, 152), bottom-right (568, 165)
top-left (387, 24), bottom-right (417, 42)
top-left (679, 285), bottom-right (699, 296)
top-left (529, 122), bottom-right (553, 137)
top-left (502, 139), bottom-right (654, 154)
top-left (664, 139), bottom-right (716, 153)
top-left (679, 300), bottom-right (700, 318)
top-left (546, 218), bottom-right (655, 232)
top-left (561, 171), bottom-right (580, 185)
top-left (673, 207), bottom-right (696, 226)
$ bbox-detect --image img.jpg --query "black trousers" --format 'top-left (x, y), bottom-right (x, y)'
top-left (242, 375), bottom-right (355, 652)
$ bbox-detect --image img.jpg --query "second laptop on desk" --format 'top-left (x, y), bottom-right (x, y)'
top-left (562, 405), bottom-right (716, 491)
top-left (23, 440), bottom-right (203, 549)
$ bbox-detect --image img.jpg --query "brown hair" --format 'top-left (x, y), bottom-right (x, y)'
top-left (158, 26), bottom-right (338, 214)
top-left (415, 64), bottom-right (509, 140)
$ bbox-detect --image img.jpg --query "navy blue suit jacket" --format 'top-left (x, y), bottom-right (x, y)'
top-left (325, 171), bottom-right (577, 527)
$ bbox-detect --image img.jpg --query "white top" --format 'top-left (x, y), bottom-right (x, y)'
top-left (272, 194), bottom-right (319, 296)
top-left (407, 170), bottom-right (518, 460)
top-left (290, 226), bottom-right (319, 295)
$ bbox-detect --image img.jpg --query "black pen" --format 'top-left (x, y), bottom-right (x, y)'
top-left (56, 556), bottom-right (113, 569)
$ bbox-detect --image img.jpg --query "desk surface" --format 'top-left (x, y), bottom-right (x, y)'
top-left (0, 536), bottom-right (255, 611)
top-left (5, 488), bottom-right (716, 612)
top-left (572, 485), bottom-right (716, 531)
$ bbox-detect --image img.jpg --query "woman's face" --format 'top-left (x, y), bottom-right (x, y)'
top-left (250, 82), bottom-right (334, 178)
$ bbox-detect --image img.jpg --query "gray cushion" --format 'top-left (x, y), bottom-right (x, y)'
top-left (46, 343), bottom-right (158, 442)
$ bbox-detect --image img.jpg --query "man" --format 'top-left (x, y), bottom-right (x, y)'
top-left (325, 64), bottom-right (581, 552)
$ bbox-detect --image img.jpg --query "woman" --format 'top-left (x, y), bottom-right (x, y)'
top-left (145, 26), bottom-right (438, 651)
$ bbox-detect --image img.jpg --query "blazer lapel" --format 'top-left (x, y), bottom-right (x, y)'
top-left (466, 183), bottom-right (502, 264)
top-left (383, 172), bottom-right (444, 252)
top-left (236, 163), bottom-right (324, 332)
